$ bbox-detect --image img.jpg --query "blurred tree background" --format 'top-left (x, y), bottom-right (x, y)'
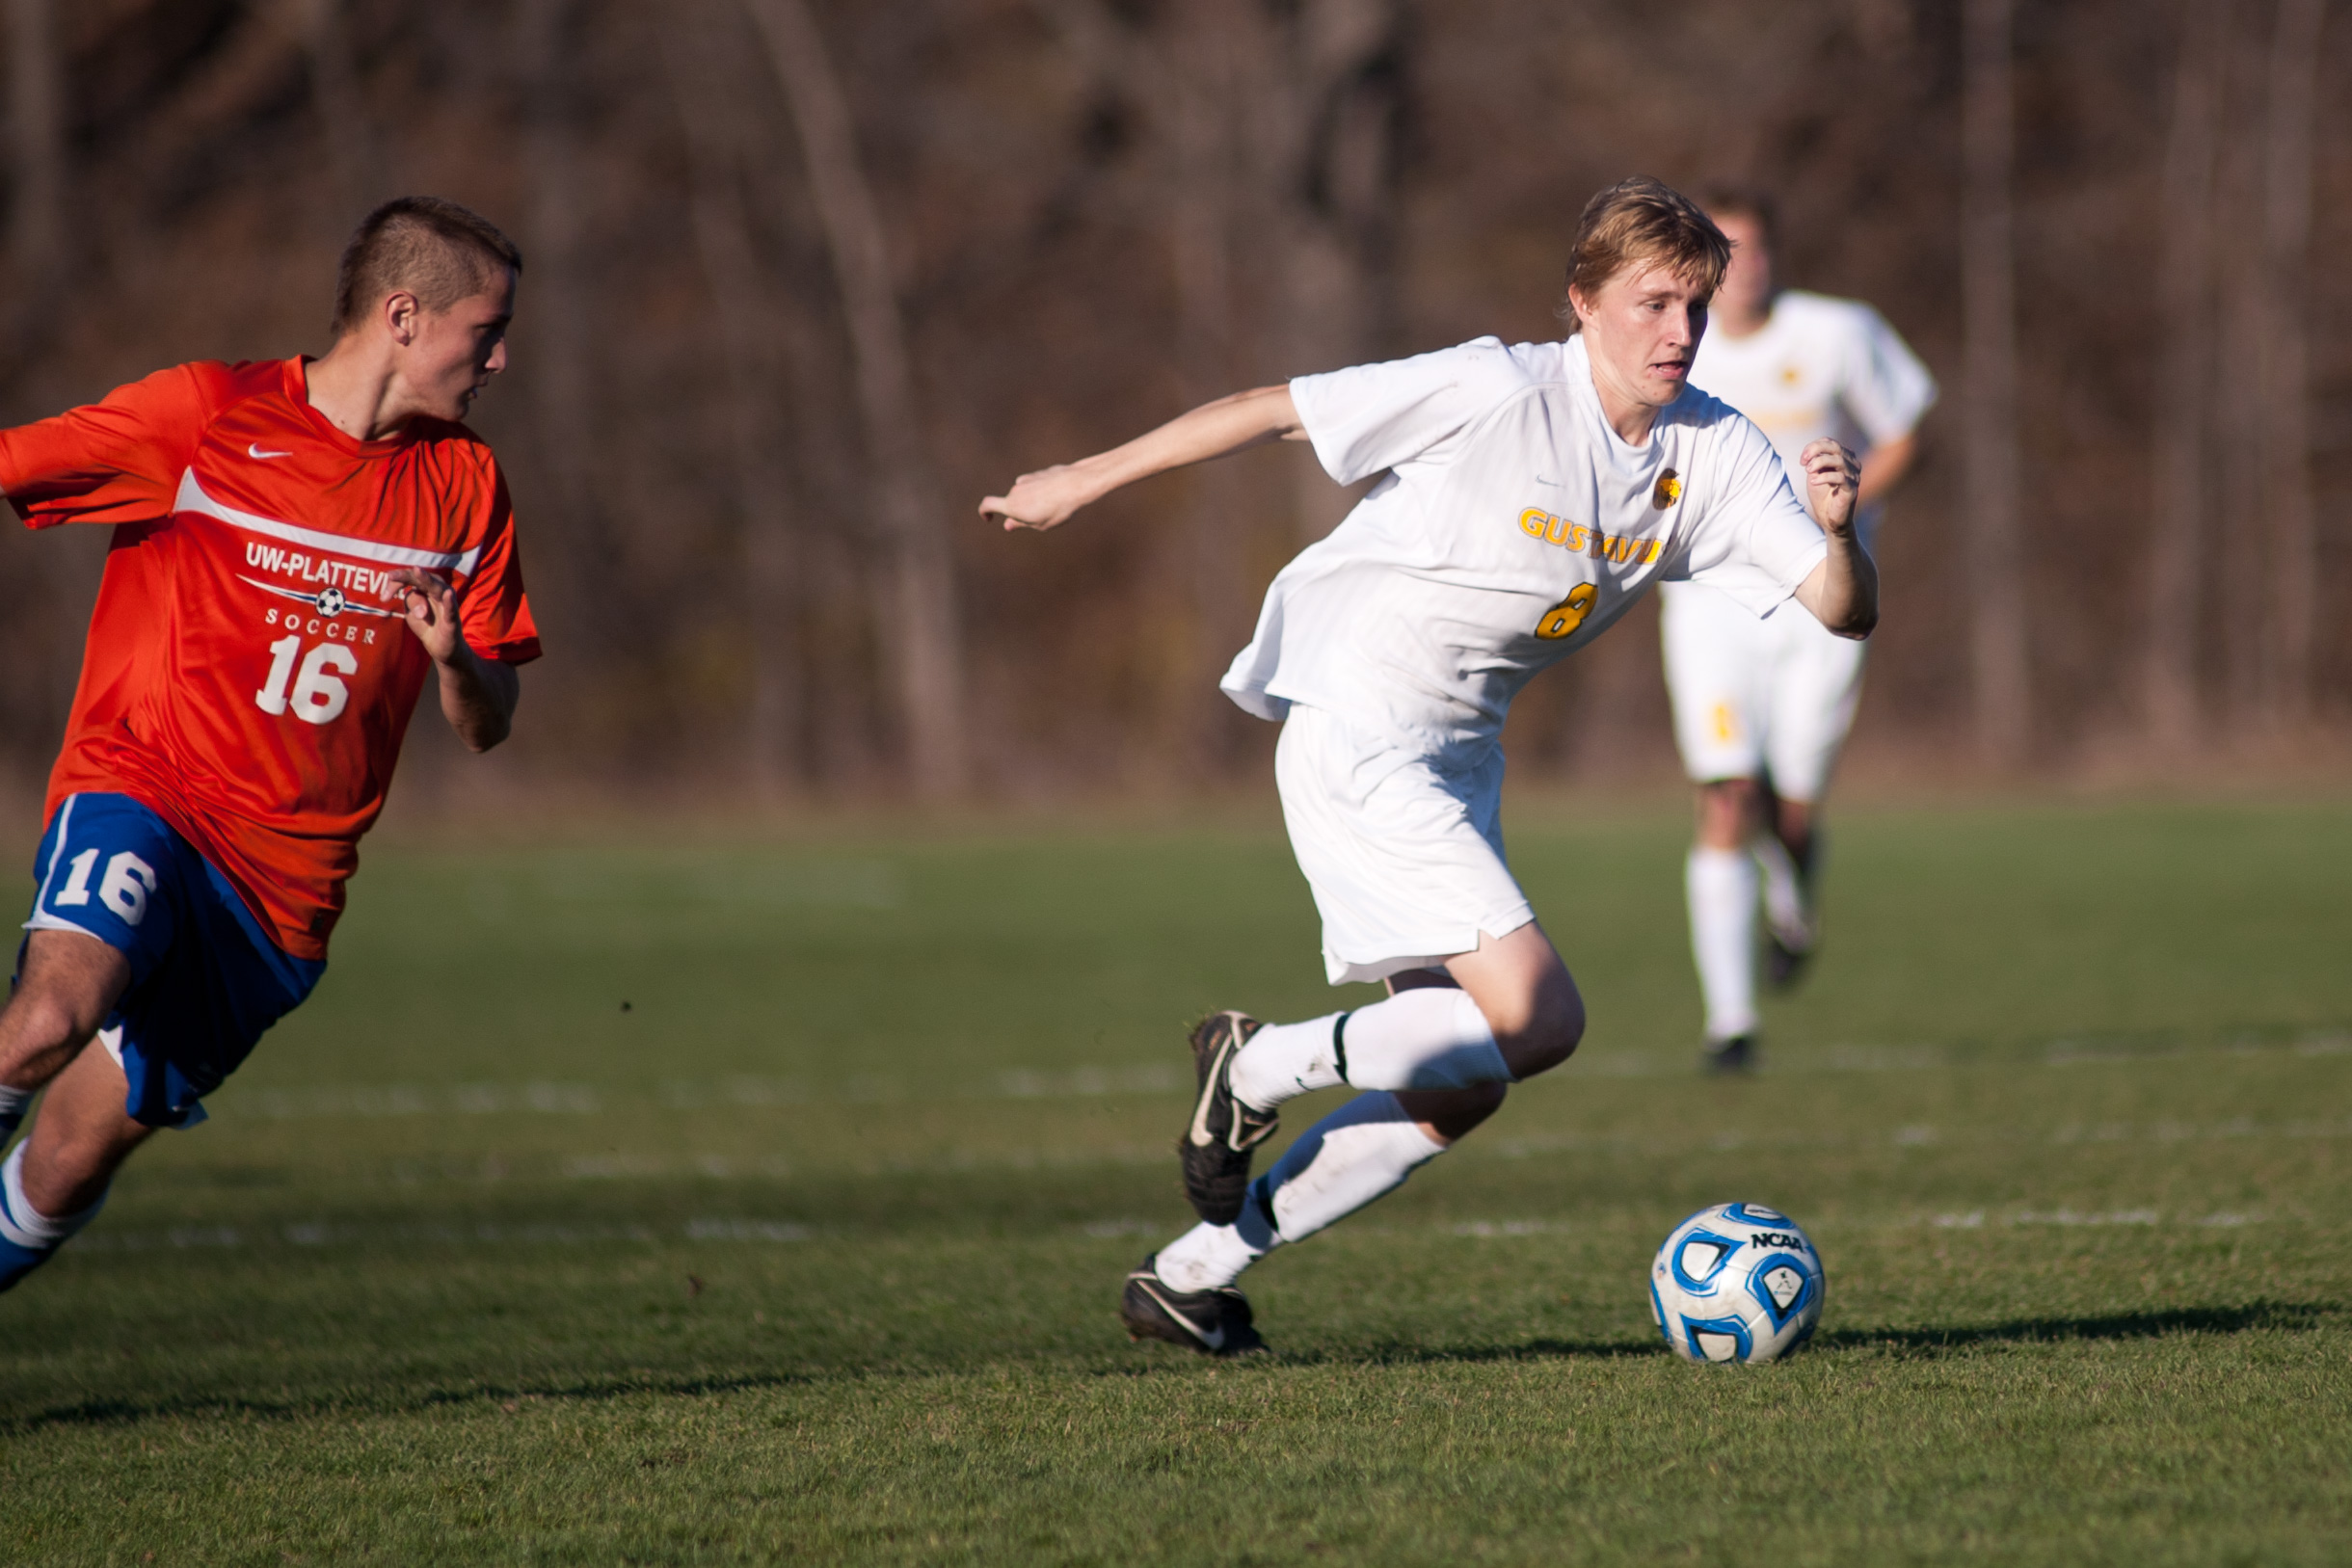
top-left (0, 0), bottom-right (2346, 806)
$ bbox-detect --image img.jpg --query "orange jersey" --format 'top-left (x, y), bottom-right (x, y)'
top-left (0, 358), bottom-right (540, 959)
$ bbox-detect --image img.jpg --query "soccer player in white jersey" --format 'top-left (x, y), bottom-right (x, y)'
top-left (980, 177), bottom-right (1877, 1356)
top-left (1660, 187), bottom-right (1936, 1073)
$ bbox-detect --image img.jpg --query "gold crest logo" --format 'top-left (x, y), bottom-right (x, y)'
top-left (1652, 469), bottom-right (1682, 509)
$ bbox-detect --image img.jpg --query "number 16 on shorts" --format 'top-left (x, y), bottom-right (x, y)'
top-left (25, 794), bottom-right (188, 969)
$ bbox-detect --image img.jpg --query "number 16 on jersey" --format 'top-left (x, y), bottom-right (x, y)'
top-left (254, 635), bottom-right (357, 724)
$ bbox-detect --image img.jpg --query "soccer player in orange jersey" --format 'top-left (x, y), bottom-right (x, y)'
top-left (0, 198), bottom-right (540, 1291)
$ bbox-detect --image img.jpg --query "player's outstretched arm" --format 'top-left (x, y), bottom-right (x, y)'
top-left (1790, 439), bottom-right (1880, 640)
top-left (979, 385), bottom-right (1304, 533)
top-left (389, 567), bottom-right (520, 752)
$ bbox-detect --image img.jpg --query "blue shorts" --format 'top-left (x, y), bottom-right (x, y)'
top-left (17, 793), bottom-right (326, 1129)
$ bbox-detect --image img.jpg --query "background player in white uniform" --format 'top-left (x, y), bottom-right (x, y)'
top-left (980, 178), bottom-right (1877, 1355)
top-left (1660, 186), bottom-right (1936, 1073)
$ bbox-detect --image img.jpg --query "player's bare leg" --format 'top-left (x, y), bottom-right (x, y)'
top-left (1179, 923), bottom-right (1577, 1219)
top-left (1383, 969), bottom-right (1510, 1144)
top-left (1437, 923), bottom-right (1584, 1077)
top-left (1695, 776), bottom-right (1763, 855)
top-left (13, 1044), bottom-right (151, 1212)
top-left (1131, 927), bottom-right (1581, 1352)
top-left (1227, 921), bottom-right (1581, 1114)
top-left (0, 928), bottom-right (129, 1100)
top-left (1383, 935), bottom-right (1580, 1144)
top-left (0, 930), bottom-right (145, 1289)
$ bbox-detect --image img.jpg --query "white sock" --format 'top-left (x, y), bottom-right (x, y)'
top-left (0, 1142), bottom-right (105, 1252)
top-left (0, 1086), bottom-right (29, 1141)
top-left (1154, 1092), bottom-right (1447, 1290)
top-left (1155, 1195), bottom-right (1281, 1292)
top-left (1687, 846), bottom-right (1759, 1040)
top-left (1228, 1013), bottom-right (1349, 1112)
top-left (1263, 1091), bottom-right (1445, 1241)
top-left (1334, 988), bottom-right (1511, 1095)
top-left (1232, 990), bottom-right (1511, 1111)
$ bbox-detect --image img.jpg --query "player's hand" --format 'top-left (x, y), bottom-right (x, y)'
top-left (1799, 439), bottom-right (1860, 536)
top-left (979, 464), bottom-right (1096, 533)
top-left (388, 567), bottom-right (465, 664)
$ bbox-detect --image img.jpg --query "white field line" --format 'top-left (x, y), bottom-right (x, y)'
top-left (1443, 1209), bottom-right (2264, 1236)
top-left (1484, 1113), bottom-right (2352, 1162)
top-left (541, 1145), bottom-right (1172, 1183)
top-left (1582, 1031), bottom-right (2352, 1079)
top-left (653, 1064), bottom-right (1190, 1110)
top-left (73, 1217), bottom-right (812, 1255)
top-left (352, 1109), bottom-right (2352, 1190)
top-left (236, 1082), bottom-right (602, 1119)
top-left (218, 1030), bottom-right (2352, 1122)
top-left (362, 1145), bottom-right (1174, 1188)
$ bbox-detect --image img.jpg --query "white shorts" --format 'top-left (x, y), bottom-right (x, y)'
top-left (1274, 705), bottom-right (1537, 986)
top-left (1659, 581), bottom-right (1865, 801)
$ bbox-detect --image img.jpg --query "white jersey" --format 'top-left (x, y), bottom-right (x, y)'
top-left (1220, 335), bottom-right (1830, 757)
top-left (1685, 290), bottom-right (1937, 542)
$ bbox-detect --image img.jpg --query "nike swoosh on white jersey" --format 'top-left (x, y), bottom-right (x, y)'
top-left (249, 443), bottom-right (293, 460)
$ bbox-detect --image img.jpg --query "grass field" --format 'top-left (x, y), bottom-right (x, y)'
top-left (5, 794), bottom-right (2350, 1564)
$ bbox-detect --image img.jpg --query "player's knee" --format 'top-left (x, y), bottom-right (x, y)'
top-left (0, 986), bottom-right (104, 1076)
top-left (1529, 979), bottom-right (1587, 1076)
top-left (1495, 970), bottom-right (1584, 1079)
top-left (5, 936), bottom-right (126, 1058)
top-left (1697, 777), bottom-right (1759, 847)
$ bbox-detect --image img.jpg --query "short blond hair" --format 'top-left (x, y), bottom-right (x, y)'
top-left (1559, 176), bottom-right (1730, 332)
top-left (333, 197), bottom-right (521, 337)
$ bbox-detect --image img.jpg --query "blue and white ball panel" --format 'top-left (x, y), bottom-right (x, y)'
top-left (1669, 1227), bottom-right (1742, 1291)
top-left (1677, 1315), bottom-right (1753, 1364)
top-left (20, 793), bottom-right (325, 1129)
top-left (1747, 1251), bottom-right (1821, 1333)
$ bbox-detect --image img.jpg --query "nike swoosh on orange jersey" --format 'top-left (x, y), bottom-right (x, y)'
top-left (249, 443), bottom-right (292, 459)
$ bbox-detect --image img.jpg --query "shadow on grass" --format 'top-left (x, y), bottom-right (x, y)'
top-left (1263, 1337), bottom-right (1666, 1369)
top-left (1815, 1299), bottom-right (2339, 1353)
top-left (12, 1302), bottom-right (2338, 1434)
top-left (4, 1368), bottom-right (834, 1438)
top-left (1261, 1299), bottom-right (2340, 1369)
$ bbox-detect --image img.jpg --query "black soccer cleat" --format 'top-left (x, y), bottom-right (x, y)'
top-left (1702, 1033), bottom-right (1758, 1075)
top-left (1120, 1256), bottom-right (1268, 1357)
top-left (1180, 1010), bottom-right (1280, 1225)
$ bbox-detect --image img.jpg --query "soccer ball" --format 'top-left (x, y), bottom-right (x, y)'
top-left (1649, 1202), bottom-right (1825, 1364)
